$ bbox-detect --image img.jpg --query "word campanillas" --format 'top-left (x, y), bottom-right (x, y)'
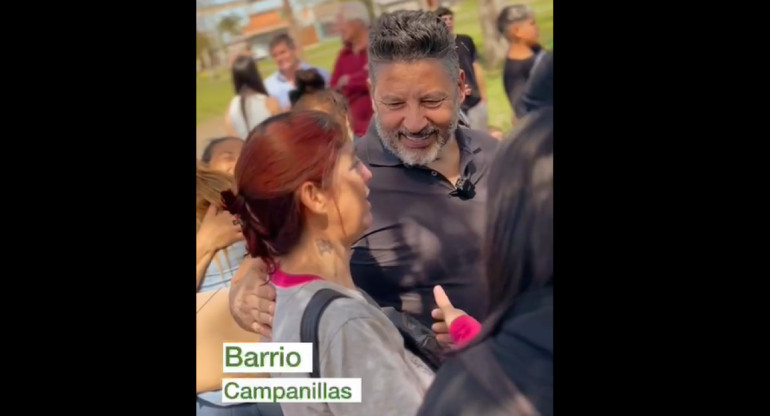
top-left (221, 378), bottom-right (361, 403)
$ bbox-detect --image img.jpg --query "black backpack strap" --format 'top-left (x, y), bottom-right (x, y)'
top-left (299, 288), bottom-right (348, 378)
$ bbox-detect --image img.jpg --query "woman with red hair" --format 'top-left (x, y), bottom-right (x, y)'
top-left (222, 111), bottom-right (481, 416)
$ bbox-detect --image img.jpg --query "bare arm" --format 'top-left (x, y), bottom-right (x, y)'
top-left (197, 288), bottom-right (265, 393)
top-left (196, 240), bottom-right (215, 290)
top-left (197, 205), bottom-right (244, 290)
top-left (473, 62), bottom-right (487, 101)
top-left (266, 96), bottom-right (282, 115)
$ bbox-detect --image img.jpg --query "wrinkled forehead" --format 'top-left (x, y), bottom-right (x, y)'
top-left (372, 60), bottom-right (457, 95)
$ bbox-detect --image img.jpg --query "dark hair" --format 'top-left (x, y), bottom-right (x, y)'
top-left (434, 6), bottom-right (453, 17)
top-left (201, 137), bottom-right (241, 164)
top-left (497, 4), bottom-right (534, 36)
top-left (231, 55), bottom-right (269, 129)
top-left (474, 107), bottom-right (553, 344)
top-left (221, 111), bottom-right (348, 272)
top-left (295, 90), bottom-right (351, 139)
top-left (269, 33), bottom-right (295, 51)
top-left (288, 68), bottom-right (327, 106)
top-left (368, 10), bottom-right (459, 85)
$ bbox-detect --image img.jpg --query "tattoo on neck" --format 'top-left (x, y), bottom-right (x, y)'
top-left (316, 239), bottom-right (333, 255)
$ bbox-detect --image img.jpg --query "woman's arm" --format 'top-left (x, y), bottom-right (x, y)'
top-left (196, 205), bottom-right (244, 290)
top-left (197, 289), bottom-right (265, 393)
top-left (266, 96), bottom-right (282, 115)
top-left (196, 239), bottom-right (216, 289)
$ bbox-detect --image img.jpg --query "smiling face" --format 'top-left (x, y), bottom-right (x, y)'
top-left (371, 59), bottom-right (464, 166)
top-left (270, 41), bottom-right (298, 75)
top-left (206, 138), bottom-right (242, 175)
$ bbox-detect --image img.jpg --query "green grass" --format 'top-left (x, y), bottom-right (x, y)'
top-left (197, 39), bottom-right (343, 124)
top-left (452, 0), bottom-right (553, 132)
top-left (196, 0), bottom-right (553, 131)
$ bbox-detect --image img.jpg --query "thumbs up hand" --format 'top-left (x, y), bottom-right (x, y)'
top-left (431, 285), bottom-right (468, 344)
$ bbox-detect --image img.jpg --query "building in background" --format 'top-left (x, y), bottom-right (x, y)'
top-left (227, 7), bottom-right (322, 60)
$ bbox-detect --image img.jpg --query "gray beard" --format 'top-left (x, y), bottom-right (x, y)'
top-left (374, 102), bottom-right (461, 167)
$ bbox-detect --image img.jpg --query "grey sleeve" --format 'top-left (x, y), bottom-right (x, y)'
top-left (321, 316), bottom-right (426, 416)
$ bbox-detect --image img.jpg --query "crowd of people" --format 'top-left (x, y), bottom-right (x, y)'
top-left (196, 3), bottom-right (553, 416)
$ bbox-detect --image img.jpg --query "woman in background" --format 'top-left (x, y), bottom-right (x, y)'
top-left (225, 56), bottom-right (281, 139)
top-left (201, 137), bottom-right (243, 176)
top-left (196, 161), bottom-right (282, 416)
top-left (196, 162), bottom-right (246, 291)
top-left (291, 68), bottom-right (355, 141)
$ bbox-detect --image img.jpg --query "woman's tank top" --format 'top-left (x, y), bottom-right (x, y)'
top-left (227, 94), bottom-right (271, 139)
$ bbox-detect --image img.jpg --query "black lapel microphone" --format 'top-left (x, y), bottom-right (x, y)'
top-left (449, 176), bottom-right (476, 200)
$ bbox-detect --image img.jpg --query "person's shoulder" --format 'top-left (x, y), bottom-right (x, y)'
top-left (337, 44), bottom-right (354, 57)
top-left (263, 71), bottom-right (280, 86)
top-left (462, 127), bottom-right (500, 153)
top-left (418, 339), bottom-right (540, 416)
top-left (416, 349), bottom-right (493, 415)
top-left (354, 129), bottom-right (376, 159)
top-left (227, 95), bottom-right (241, 110)
top-left (305, 285), bottom-right (388, 342)
top-left (456, 34), bottom-right (475, 46)
top-left (299, 281), bottom-right (376, 318)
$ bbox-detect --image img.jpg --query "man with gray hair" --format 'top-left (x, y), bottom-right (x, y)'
top-left (228, 10), bottom-right (498, 337)
top-left (330, 1), bottom-right (373, 136)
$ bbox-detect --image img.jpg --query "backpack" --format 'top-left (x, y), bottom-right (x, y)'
top-left (299, 288), bottom-right (443, 378)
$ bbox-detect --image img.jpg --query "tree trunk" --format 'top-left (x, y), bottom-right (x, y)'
top-left (479, 0), bottom-right (507, 70)
top-left (360, 0), bottom-right (376, 20)
top-left (283, 0), bottom-right (304, 59)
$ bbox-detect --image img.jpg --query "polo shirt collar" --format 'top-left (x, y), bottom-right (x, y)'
top-left (276, 61), bottom-right (311, 83)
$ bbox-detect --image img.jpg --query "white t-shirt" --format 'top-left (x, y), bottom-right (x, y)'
top-left (227, 93), bottom-right (271, 139)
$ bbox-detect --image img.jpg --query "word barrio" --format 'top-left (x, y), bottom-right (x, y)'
top-left (224, 342), bottom-right (311, 373)
top-left (222, 343), bottom-right (361, 404)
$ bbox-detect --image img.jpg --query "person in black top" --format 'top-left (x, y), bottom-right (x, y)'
top-left (516, 50), bottom-right (553, 117)
top-left (417, 108), bottom-right (553, 416)
top-left (498, 4), bottom-right (544, 123)
top-left (435, 7), bottom-right (488, 131)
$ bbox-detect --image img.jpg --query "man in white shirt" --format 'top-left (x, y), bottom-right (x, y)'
top-left (263, 34), bottom-right (330, 110)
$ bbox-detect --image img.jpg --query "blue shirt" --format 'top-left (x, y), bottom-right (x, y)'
top-left (198, 241), bottom-right (247, 293)
top-left (264, 62), bottom-right (331, 109)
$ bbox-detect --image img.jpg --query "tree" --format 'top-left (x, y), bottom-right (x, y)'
top-left (361, 0), bottom-right (376, 19)
top-left (281, 0), bottom-right (305, 59)
top-left (196, 29), bottom-right (211, 60)
top-left (479, 0), bottom-right (507, 69)
top-left (197, 29), bottom-right (214, 69)
top-left (217, 14), bottom-right (243, 40)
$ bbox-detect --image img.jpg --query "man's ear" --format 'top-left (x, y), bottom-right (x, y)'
top-left (458, 69), bottom-right (467, 104)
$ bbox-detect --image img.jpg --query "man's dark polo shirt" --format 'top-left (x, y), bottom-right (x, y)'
top-left (350, 124), bottom-right (500, 327)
